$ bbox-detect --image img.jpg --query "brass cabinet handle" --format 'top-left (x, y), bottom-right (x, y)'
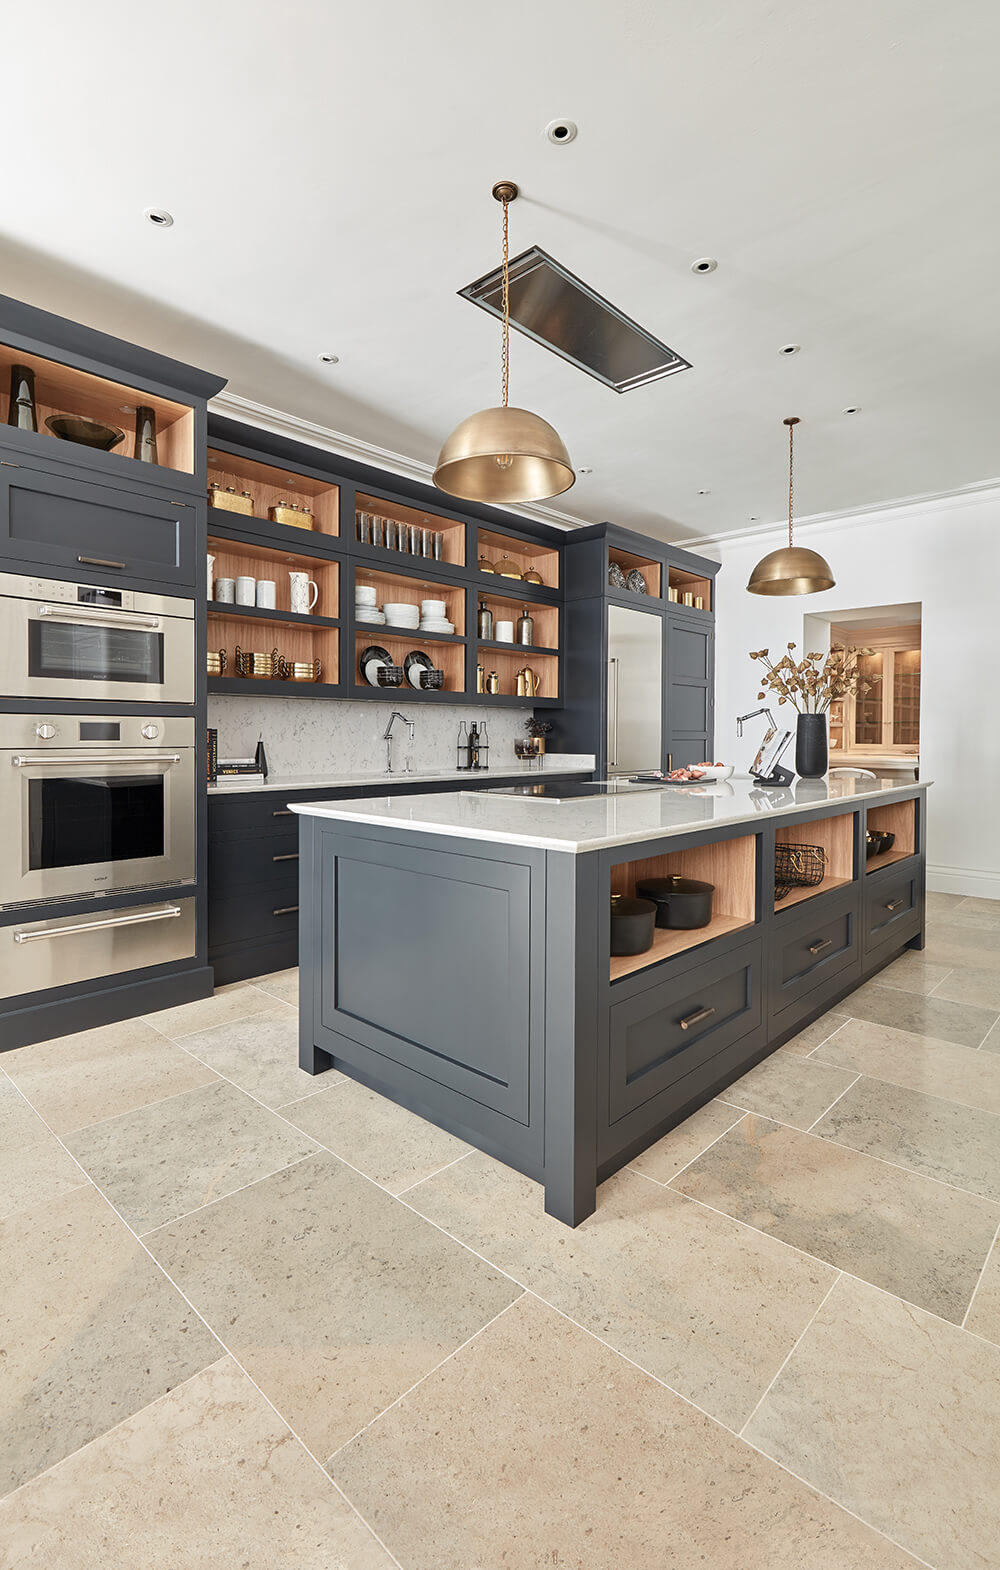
top-left (272, 905), bottom-right (299, 917)
top-left (77, 555), bottom-right (126, 570)
top-left (680, 1004), bottom-right (716, 1032)
top-left (272, 809), bottom-right (294, 817)
top-left (886, 898), bottom-right (905, 911)
top-left (808, 937), bottom-right (833, 955)
top-left (272, 852), bottom-right (299, 862)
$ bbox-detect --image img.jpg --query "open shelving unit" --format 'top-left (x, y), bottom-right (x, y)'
top-left (476, 593), bottom-right (559, 650)
top-left (354, 565), bottom-right (465, 636)
top-left (865, 798), bottom-right (917, 872)
top-left (477, 646), bottom-right (559, 702)
top-left (608, 544), bottom-right (661, 598)
top-left (477, 527), bottom-right (560, 590)
top-left (609, 835), bottom-right (757, 982)
top-left (209, 538), bottom-right (339, 620)
top-left (355, 631), bottom-right (464, 693)
top-left (773, 813), bottom-right (855, 910)
top-left (356, 492), bottom-right (465, 566)
top-left (207, 448), bottom-right (339, 538)
top-left (0, 342), bottom-right (195, 473)
top-left (668, 566), bottom-right (712, 612)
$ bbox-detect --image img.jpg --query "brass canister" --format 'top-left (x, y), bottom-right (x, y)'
top-left (476, 663), bottom-right (485, 694)
top-left (682, 591), bottom-right (696, 607)
top-left (269, 501), bottom-right (315, 530)
top-left (208, 483), bottom-right (254, 515)
top-left (486, 670), bottom-right (500, 695)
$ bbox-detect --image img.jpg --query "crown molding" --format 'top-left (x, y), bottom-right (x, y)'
top-left (208, 391), bottom-right (588, 533)
top-left (676, 474), bottom-right (1000, 552)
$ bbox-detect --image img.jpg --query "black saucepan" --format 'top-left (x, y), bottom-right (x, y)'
top-left (636, 875), bottom-right (715, 930)
top-left (610, 894), bottom-right (657, 956)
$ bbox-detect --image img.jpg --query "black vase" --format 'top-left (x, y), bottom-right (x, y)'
top-left (795, 713), bottom-right (828, 778)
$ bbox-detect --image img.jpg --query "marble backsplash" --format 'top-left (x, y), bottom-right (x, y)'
top-left (207, 695), bottom-right (538, 775)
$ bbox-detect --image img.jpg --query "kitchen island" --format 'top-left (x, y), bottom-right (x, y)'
top-left (293, 776), bottom-right (927, 1225)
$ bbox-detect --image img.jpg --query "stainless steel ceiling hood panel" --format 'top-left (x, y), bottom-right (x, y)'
top-left (459, 246), bottom-right (692, 393)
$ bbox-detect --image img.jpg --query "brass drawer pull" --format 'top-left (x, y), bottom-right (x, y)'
top-left (886, 898), bottom-right (906, 911)
top-left (77, 555), bottom-right (126, 570)
top-left (808, 937), bottom-right (833, 955)
top-left (272, 809), bottom-right (294, 817)
top-left (272, 905), bottom-right (299, 917)
top-left (272, 852), bottom-right (299, 862)
top-left (679, 1004), bottom-right (716, 1032)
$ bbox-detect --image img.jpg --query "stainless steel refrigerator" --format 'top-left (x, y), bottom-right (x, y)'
top-left (606, 604), bottom-right (663, 775)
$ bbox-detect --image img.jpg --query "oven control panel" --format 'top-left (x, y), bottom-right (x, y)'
top-left (4, 716), bottom-right (195, 748)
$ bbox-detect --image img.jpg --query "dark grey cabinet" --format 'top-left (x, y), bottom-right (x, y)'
top-left (0, 458), bottom-right (200, 588)
top-left (665, 613), bottom-right (714, 769)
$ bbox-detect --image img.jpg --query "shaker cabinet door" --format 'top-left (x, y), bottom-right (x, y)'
top-left (0, 460), bottom-right (197, 587)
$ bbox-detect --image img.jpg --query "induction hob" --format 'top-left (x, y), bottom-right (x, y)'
top-left (462, 778), bottom-right (663, 803)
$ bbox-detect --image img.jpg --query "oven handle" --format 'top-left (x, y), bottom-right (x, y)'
top-left (13, 906), bottom-right (182, 944)
top-left (11, 753), bottom-right (182, 767)
top-left (37, 603), bottom-right (161, 631)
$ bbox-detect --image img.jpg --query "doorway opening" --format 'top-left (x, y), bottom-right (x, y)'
top-left (803, 602), bottom-right (921, 778)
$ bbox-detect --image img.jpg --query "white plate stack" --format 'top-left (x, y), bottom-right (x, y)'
top-left (383, 601), bottom-right (421, 630)
top-left (419, 597), bottom-right (455, 634)
top-left (355, 584), bottom-right (385, 625)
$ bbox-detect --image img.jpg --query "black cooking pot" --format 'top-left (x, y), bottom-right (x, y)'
top-left (636, 875), bottom-right (715, 930)
top-left (610, 894), bottom-right (657, 956)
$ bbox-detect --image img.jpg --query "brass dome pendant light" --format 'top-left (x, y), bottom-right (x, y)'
top-left (747, 417), bottom-right (836, 595)
top-left (433, 181), bottom-right (575, 504)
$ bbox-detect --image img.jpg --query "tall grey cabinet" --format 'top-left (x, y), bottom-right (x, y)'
top-left (555, 523), bottom-right (718, 776)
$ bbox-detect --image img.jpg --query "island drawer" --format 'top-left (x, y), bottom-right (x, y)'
top-left (864, 863), bottom-right (921, 953)
top-left (608, 939), bottom-right (763, 1123)
top-left (770, 889), bottom-right (858, 1017)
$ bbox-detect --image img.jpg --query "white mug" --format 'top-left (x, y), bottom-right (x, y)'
top-left (256, 580), bottom-right (276, 610)
top-left (496, 620), bottom-right (514, 643)
top-left (289, 571), bottom-right (319, 614)
top-left (214, 577), bottom-right (235, 603)
top-left (236, 575), bottom-right (256, 606)
top-left (206, 553), bottom-right (215, 601)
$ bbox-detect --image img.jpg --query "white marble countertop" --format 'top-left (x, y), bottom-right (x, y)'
top-left (291, 775), bottom-right (929, 853)
top-left (208, 753), bottom-right (595, 796)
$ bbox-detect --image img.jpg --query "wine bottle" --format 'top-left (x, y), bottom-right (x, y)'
top-left (479, 722), bottom-right (490, 771)
top-left (456, 720), bottom-right (469, 770)
top-left (469, 722), bottom-right (481, 770)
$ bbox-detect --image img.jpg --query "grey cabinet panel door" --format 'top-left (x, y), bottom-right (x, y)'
top-left (669, 619), bottom-right (711, 681)
top-left (318, 830), bottom-right (536, 1123)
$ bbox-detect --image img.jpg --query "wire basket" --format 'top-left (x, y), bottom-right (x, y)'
top-left (774, 842), bottom-right (827, 901)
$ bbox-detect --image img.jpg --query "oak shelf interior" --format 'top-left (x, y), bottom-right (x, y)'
top-left (209, 539), bottom-right (339, 619)
top-left (774, 874), bottom-right (853, 910)
top-left (608, 546), bottom-right (661, 598)
top-left (355, 565), bottom-right (466, 635)
top-left (610, 834), bottom-right (757, 982)
top-left (356, 630), bottom-right (464, 692)
top-left (773, 812), bottom-right (855, 911)
top-left (477, 527), bottom-right (560, 589)
top-left (668, 566), bottom-right (712, 612)
top-left (865, 799), bottom-right (916, 871)
top-left (356, 492), bottom-right (465, 566)
top-left (609, 914), bottom-right (755, 982)
top-left (477, 646), bottom-right (559, 701)
top-left (208, 448), bottom-right (339, 536)
top-left (1, 342), bottom-right (195, 472)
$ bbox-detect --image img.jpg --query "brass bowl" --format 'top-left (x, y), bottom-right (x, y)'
top-left (46, 414), bottom-right (125, 450)
top-left (521, 569), bottom-right (544, 585)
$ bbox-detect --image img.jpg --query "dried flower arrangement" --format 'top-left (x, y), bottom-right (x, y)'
top-left (525, 717), bottom-right (553, 738)
top-left (749, 642), bottom-right (881, 713)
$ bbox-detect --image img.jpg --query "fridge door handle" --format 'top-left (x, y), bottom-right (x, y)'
top-left (608, 656), bottom-right (619, 766)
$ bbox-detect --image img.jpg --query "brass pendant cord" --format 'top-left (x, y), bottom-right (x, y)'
top-left (785, 414), bottom-right (799, 548)
top-left (500, 193), bottom-right (510, 410)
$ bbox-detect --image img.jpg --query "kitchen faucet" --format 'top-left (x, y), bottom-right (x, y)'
top-left (736, 705), bottom-right (778, 738)
top-left (383, 710), bottom-right (415, 774)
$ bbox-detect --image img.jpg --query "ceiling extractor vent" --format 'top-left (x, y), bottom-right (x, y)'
top-left (459, 246), bottom-right (691, 394)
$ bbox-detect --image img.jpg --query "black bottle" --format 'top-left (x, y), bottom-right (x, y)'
top-left (8, 364), bottom-right (37, 431)
top-left (254, 733), bottom-right (269, 781)
top-left (478, 721), bottom-right (490, 771)
top-left (469, 722), bottom-right (481, 770)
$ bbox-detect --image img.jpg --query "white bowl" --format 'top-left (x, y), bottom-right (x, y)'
top-left (692, 764), bottom-right (735, 781)
top-left (383, 603), bottom-right (419, 619)
top-left (355, 585), bottom-right (378, 606)
top-left (421, 599), bottom-right (447, 615)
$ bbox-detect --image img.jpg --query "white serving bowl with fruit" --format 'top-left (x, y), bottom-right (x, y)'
top-left (663, 761), bottom-right (735, 783)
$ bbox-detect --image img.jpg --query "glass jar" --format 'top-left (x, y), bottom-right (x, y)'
top-left (516, 605), bottom-right (534, 645)
top-left (477, 599), bottom-right (494, 639)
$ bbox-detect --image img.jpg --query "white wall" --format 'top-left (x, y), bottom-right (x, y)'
top-left (708, 487), bottom-right (1000, 898)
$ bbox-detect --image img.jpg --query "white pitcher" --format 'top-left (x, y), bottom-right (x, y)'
top-left (288, 571), bottom-right (319, 614)
top-left (207, 553), bottom-right (215, 600)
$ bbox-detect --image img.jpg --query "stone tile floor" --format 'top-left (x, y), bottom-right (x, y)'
top-left (2, 895), bottom-right (999, 1568)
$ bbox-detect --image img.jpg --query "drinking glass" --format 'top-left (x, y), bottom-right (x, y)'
top-left (356, 512), bottom-right (370, 544)
top-left (421, 528), bottom-right (433, 557)
top-left (433, 531), bottom-right (444, 560)
top-left (371, 515), bottom-right (385, 549)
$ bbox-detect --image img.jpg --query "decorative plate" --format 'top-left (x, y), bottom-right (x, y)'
top-left (608, 561), bottom-right (626, 589)
top-left (626, 568), bottom-right (648, 594)
top-left (404, 650), bottom-right (434, 689)
top-left (359, 644), bottom-right (393, 686)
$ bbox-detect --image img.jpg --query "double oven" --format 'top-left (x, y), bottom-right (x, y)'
top-left (0, 572), bottom-right (198, 1001)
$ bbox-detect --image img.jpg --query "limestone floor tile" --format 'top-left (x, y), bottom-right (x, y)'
top-left (279, 1076), bottom-right (470, 1194)
top-left (331, 1293), bottom-right (923, 1570)
top-left (842, 979), bottom-right (998, 1048)
top-left (628, 1099), bottom-right (745, 1183)
top-left (0, 1077), bottom-right (88, 1222)
top-left (0, 1357), bottom-right (395, 1570)
top-left (142, 982), bottom-right (277, 1040)
top-left (673, 1115), bottom-right (998, 1322)
top-left (745, 1274), bottom-right (1000, 1570)
top-left (146, 1150), bottom-right (520, 1457)
top-left (406, 1151), bottom-right (835, 1430)
top-left (719, 1051), bottom-right (857, 1130)
top-left (814, 1077), bottom-right (1000, 1204)
top-left (965, 1237), bottom-right (1000, 1346)
top-left (0, 1185), bottom-right (218, 1498)
top-left (932, 964), bottom-right (1000, 1010)
top-left (176, 1004), bottom-right (336, 1109)
top-left (252, 966), bottom-right (299, 1007)
top-left (875, 949), bottom-right (953, 995)
top-left (815, 1017), bottom-right (1000, 1115)
top-left (3, 1020), bottom-right (218, 1135)
top-left (918, 924), bottom-right (1000, 973)
top-left (925, 891), bottom-right (966, 917)
top-left (938, 897), bottom-right (1000, 932)
top-left (779, 1010), bottom-right (849, 1056)
top-left (64, 1080), bottom-right (319, 1233)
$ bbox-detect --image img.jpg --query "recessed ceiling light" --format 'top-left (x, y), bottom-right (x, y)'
top-left (697, 488), bottom-right (711, 495)
top-left (749, 515), bottom-right (760, 521)
top-left (143, 207), bottom-right (173, 227)
top-left (691, 258), bottom-right (718, 275)
top-left (318, 353), bottom-right (340, 364)
top-left (545, 119), bottom-right (577, 144)
top-left (577, 466), bottom-right (593, 474)
top-left (778, 343), bottom-right (801, 355)
top-left (842, 405), bottom-right (861, 414)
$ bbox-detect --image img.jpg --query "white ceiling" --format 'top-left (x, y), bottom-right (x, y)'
top-left (5, 0), bottom-right (1000, 544)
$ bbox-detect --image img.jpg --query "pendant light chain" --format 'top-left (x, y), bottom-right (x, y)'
top-left (500, 194), bottom-right (510, 410)
top-left (787, 417), bottom-right (794, 548)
